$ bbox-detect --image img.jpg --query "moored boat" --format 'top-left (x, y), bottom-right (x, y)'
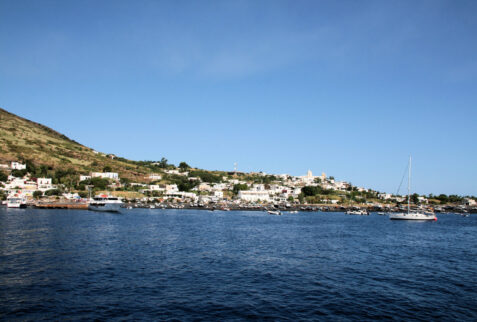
top-left (389, 212), bottom-right (436, 221)
top-left (7, 197), bottom-right (27, 208)
top-left (346, 209), bottom-right (369, 215)
top-left (88, 194), bottom-right (123, 212)
top-left (390, 156), bottom-right (437, 222)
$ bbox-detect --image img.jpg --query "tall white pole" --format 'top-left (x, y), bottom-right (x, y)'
top-left (408, 155), bottom-right (411, 214)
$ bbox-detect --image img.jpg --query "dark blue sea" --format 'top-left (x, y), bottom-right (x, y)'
top-left (1, 208), bottom-right (476, 321)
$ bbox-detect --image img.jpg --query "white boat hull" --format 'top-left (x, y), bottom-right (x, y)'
top-left (88, 203), bottom-right (122, 212)
top-left (389, 212), bottom-right (437, 221)
top-left (7, 203), bottom-right (26, 208)
top-left (346, 210), bottom-right (368, 215)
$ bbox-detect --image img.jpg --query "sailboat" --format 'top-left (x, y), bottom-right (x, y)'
top-left (389, 156), bottom-right (437, 221)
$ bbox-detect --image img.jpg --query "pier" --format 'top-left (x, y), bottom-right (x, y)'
top-left (35, 202), bottom-right (88, 210)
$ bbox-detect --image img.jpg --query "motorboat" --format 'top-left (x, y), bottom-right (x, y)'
top-left (346, 209), bottom-right (369, 215)
top-left (88, 194), bottom-right (123, 212)
top-left (7, 197), bottom-right (27, 208)
top-left (267, 210), bottom-right (282, 215)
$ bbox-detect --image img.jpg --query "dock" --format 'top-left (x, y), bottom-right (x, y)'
top-left (35, 202), bottom-right (88, 210)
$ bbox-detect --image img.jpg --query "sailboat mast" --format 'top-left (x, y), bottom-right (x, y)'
top-left (408, 155), bottom-right (411, 214)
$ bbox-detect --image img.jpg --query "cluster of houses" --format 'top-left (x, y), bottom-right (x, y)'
top-left (0, 162), bottom-right (60, 200)
top-left (2, 160), bottom-right (475, 207)
top-left (0, 160), bottom-right (377, 204)
top-left (112, 169), bottom-right (370, 204)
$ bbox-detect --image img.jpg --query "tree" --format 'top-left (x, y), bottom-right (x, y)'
top-left (39, 165), bottom-right (49, 177)
top-left (301, 186), bottom-right (333, 196)
top-left (11, 169), bottom-right (27, 178)
top-left (159, 157), bottom-right (168, 168)
top-left (287, 196), bottom-right (294, 202)
top-left (298, 193), bottom-right (305, 204)
top-left (0, 171), bottom-right (7, 182)
top-left (90, 177), bottom-right (110, 190)
top-left (78, 191), bottom-right (88, 198)
top-left (25, 159), bottom-right (36, 174)
top-left (411, 193), bottom-right (419, 204)
top-left (33, 190), bottom-right (43, 199)
top-left (103, 165), bottom-right (112, 172)
top-left (45, 189), bottom-right (61, 196)
top-left (179, 162), bottom-right (190, 171)
top-left (436, 194), bottom-right (449, 204)
top-left (233, 184), bottom-right (248, 195)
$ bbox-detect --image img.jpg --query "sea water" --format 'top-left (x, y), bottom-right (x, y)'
top-left (0, 208), bottom-right (476, 320)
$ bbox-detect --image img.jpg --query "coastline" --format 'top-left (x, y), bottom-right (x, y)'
top-left (3, 202), bottom-right (474, 214)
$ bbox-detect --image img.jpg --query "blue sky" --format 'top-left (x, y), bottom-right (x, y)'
top-left (1, 0), bottom-right (476, 196)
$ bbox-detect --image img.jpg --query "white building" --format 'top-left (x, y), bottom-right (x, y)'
top-left (238, 190), bottom-right (270, 202)
top-left (212, 183), bottom-right (228, 191)
top-left (80, 175), bottom-right (91, 181)
top-left (165, 184), bottom-right (179, 194)
top-left (148, 173), bottom-right (162, 180)
top-left (378, 193), bottom-right (393, 200)
top-left (37, 178), bottom-right (54, 191)
top-left (5, 177), bottom-right (37, 197)
top-left (197, 183), bottom-right (212, 191)
top-left (251, 184), bottom-right (266, 191)
top-left (292, 187), bottom-right (302, 197)
top-left (149, 185), bottom-right (165, 191)
top-left (130, 183), bottom-right (147, 187)
top-left (91, 172), bottom-right (119, 180)
top-left (164, 169), bottom-right (188, 176)
top-left (333, 181), bottom-right (350, 191)
top-left (11, 162), bottom-right (26, 170)
top-left (299, 170), bottom-right (315, 185)
top-left (418, 196), bottom-right (428, 204)
top-left (464, 198), bottom-right (476, 206)
top-left (214, 191), bottom-right (224, 198)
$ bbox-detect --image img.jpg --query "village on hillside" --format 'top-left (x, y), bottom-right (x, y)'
top-left (1, 159), bottom-right (475, 213)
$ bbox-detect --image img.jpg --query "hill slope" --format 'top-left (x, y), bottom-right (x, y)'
top-left (0, 107), bottom-right (154, 181)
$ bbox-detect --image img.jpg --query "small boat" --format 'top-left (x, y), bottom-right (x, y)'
top-left (150, 205), bottom-right (155, 209)
top-left (88, 194), bottom-right (123, 212)
top-left (377, 212), bottom-right (386, 216)
top-left (289, 210), bottom-right (298, 214)
top-left (7, 197), bottom-right (27, 208)
top-left (346, 209), bottom-right (369, 215)
top-left (267, 210), bottom-right (282, 215)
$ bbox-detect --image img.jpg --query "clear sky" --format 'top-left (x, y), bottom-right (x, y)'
top-left (1, 0), bottom-right (476, 196)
